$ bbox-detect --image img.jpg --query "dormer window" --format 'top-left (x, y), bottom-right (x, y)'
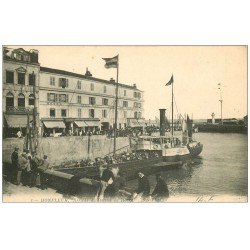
top-left (12, 48), bottom-right (30, 62)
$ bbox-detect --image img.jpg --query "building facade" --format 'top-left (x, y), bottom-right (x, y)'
top-left (3, 47), bottom-right (144, 137)
top-left (3, 47), bottom-right (40, 137)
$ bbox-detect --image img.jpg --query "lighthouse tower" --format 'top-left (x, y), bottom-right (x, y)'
top-left (211, 112), bottom-right (215, 124)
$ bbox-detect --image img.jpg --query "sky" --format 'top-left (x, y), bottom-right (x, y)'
top-left (9, 46), bottom-right (247, 120)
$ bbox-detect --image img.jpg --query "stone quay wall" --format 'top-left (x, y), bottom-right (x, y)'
top-left (2, 136), bottom-right (131, 166)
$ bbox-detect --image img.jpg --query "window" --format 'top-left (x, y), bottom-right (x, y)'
top-left (124, 111), bottom-right (127, 118)
top-left (50, 109), bottom-right (55, 118)
top-left (61, 109), bottom-right (67, 117)
top-left (102, 109), bottom-right (107, 118)
top-left (138, 112), bottom-right (141, 118)
top-left (29, 74), bottom-right (36, 86)
top-left (89, 97), bottom-right (96, 105)
top-left (124, 90), bottom-right (126, 96)
top-left (119, 123), bottom-right (122, 129)
top-left (124, 123), bottom-right (127, 128)
top-left (102, 98), bottom-right (108, 106)
top-left (18, 72), bottom-right (25, 85)
top-left (59, 94), bottom-right (68, 102)
top-left (6, 71), bottom-right (14, 84)
top-left (29, 94), bottom-right (35, 106)
top-left (47, 93), bottom-right (55, 102)
top-left (50, 76), bottom-right (55, 86)
top-left (6, 92), bottom-right (14, 107)
top-left (123, 101), bottom-right (128, 108)
top-left (77, 80), bottom-right (81, 89)
top-left (134, 102), bottom-right (138, 108)
top-left (59, 78), bottom-right (68, 88)
top-left (18, 93), bottom-right (25, 107)
top-left (134, 111), bottom-right (138, 119)
top-left (77, 95), bottom-right (82, 104)
top-left (89, 109), bottom-right (95, 118)
top-left (138, 103), bottom-right (141, 108)
top-left (78, 108), bottom-right (81, 118)
top-left (138, 92), bottom-right (141, 99)
top-left (91, 83), bottom-right (94, 91)
top-left (104, 85), bottom-right (107, 93)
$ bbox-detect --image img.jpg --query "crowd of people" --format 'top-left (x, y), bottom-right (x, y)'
top-left (96, 165), bottom-right (170, 202)
top-left (7, 146), bottom-right (170, 202)
top-left (68, 150), bottom-right (160, 169)
top-left (42, 126), bottom-right (145, 138)
top-left (8, 147), bottom-right (51, 190)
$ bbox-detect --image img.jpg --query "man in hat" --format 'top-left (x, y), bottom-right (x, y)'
top-left (18, 150), bottom-right (29, 185)
top-left (97, 165), bottom-right (115, 200)
top-left (151, 173), bottom-right (169, 201)
top-left (133, 171), bottom-right (150, 201)
top-left (29, 151), bottom-right (41, 187)
top-left (10, 147), bottom-right (19, 184)
top-left (38, 155), bottom-right (50, 190)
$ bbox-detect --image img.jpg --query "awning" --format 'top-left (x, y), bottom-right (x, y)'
top-left (5, 114), bottom-right (33, 128)
top-left (43, 121), bottom-right (66, 129)
top-left (74, 121), bottom-right (88, 127)
top-left (84, 120), bottom-right (100, 127)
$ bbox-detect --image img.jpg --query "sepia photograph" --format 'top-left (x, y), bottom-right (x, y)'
top-left (2, 45), bottom-right (248, 203)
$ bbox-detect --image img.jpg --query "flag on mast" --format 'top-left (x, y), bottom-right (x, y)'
top-left (102, 55), bottom-right (119, 69)
top-left (166, 74), bottom-right (174, 86)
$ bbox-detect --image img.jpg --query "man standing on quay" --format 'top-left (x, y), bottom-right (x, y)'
top-left (10, 147), bottom-right (19, 184)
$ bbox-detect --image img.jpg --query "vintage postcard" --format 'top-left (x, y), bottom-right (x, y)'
top-left (2, 45), bottom-right (248, 203)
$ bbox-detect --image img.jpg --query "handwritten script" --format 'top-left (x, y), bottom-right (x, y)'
top-left (195, 195), bottom-right (215, 202)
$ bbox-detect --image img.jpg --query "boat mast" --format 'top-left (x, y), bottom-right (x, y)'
top-left (113, 55), bottom-right (119, 156)
top-left (32, 71), bottom-right (38, 152)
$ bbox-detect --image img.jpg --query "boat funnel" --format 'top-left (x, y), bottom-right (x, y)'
top-left (159, 109), bottom-right (166, 136)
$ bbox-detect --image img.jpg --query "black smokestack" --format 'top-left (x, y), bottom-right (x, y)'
top-left (159, 109), bottom-right (166, 136)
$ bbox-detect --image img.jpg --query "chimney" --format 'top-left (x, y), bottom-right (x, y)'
top-left (159, 109), bottom-right (166, 136)
top-left (133, 84), bottom-right (137, 88)
top-left (110, 78), bottom-right (115, 83)
top-left (85, 67), bottom-right (92, 77)
top-left (29, 49), bottom-right (39, 63)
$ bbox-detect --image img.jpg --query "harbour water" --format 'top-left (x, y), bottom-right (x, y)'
top-left (127, 133), bottom-right (248, 199)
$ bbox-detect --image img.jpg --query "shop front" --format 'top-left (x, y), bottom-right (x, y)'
top-left (42, 119), bottom-right (66, 137)
top-left (3, 113), bottom-right (33, 138)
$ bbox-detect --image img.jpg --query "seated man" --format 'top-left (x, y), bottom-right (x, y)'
top-left (133, 171), bottom-right (150, 201)
top-left (97, 165), bottom-right (115, 200)
top-left (151, 173), bottom-right (169, 201)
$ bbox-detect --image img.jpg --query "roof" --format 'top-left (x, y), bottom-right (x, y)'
top-left (40, 66), bottom-right (141, 91)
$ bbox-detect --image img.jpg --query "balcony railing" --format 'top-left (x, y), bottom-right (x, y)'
top-left (6, 106), bottom-right (33, 114)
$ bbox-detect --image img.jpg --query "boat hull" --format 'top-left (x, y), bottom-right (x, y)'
top-left (162, 146), bottom-right (191, 163)
top-left (55, 156), bottom-right (183, 182)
